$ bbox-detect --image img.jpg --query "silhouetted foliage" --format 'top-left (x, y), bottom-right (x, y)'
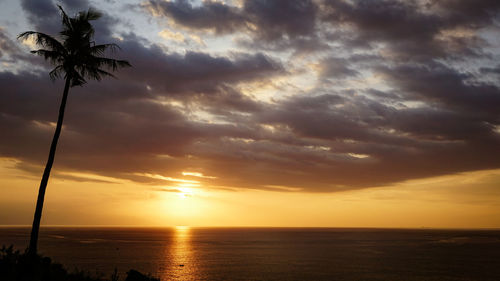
top-left (17, 5), bottom-right (130, 257)
top-left (124, 270), bottom-right (159, 281)
top-left (0, 246), bottom-right (158, 281)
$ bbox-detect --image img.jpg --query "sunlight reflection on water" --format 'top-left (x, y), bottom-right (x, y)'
top-left (162, 226), bottom-right (196, 280)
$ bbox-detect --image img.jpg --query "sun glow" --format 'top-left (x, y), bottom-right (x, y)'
top-left (182, 171), bottom-right (217, 179)
top-left (177, 187), bottom-right (194, 199)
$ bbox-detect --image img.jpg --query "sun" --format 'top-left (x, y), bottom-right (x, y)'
top-left (177, 187), bottom-right (193, 199)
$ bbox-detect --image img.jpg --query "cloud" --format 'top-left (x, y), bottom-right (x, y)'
top-left (147, 0), bottom-right (318, 39)
top-left (20, 0), bottom-right (89, 33)
top-left (0, 27), bottom-right (38, 66)
top-left (321, 0), bottom-right (500, 60)
top-left (20, 0), bottom-right (115, 41)
top-left (145, 0), bottom-right (500, 57)
top-left (0, 23), bottom-right (284, 186)
top-left (242, 0), bottom-right (318, 41)
top-left (377, 62), bottom-right (500, 118)
top-left (147, 0), bottom-right (246, 34)
top-left (1, 0), bottom-right (500, 192)
top-left (318, 57), bottom-right (360, 79)
top-left (480, 65), bottom-right (500, 76)
top-left (0, 28), bottom-right (19, 59)
top-left (146, 0), bottom-right (320, 51)
top-left (118, 39), bottom-right (284, 95)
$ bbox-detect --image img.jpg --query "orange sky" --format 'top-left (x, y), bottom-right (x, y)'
top-left (2, 158), bottom-right (499, 228)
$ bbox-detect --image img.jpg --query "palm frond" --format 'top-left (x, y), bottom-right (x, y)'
top-left (30, 49), bottom-right (64, 65)
top-left (48, 65), bottom-right (65, 81)
top-left (70, 71), bottom-right (87, 87)
top-left (17, 32), bottom-right (66, 54)
top-left (92, 57), bottom-right (131, 71)
top-left (57, 5), bottom-right (72, 31)
top-left (88, 56), bottom-right (131, 71)
top-left (89, 43), bottom-right (120, 55)
top-left (79, 7), bottom-right (102, 21)
top-left (95, 68), bottom-right (116, 78)
top-left (83, 67), bottom-right (116, 81)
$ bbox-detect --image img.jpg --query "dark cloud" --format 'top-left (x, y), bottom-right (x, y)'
top-left (0, 69), bottom-right (214, 179)
top-left (0, 27), bottom-right (65, 70)
top-left (434, 0), bottom-right (500, 26)
top-left (2, 0), bottom-right (500, 192)
top-left (20, 0), bottom-right (114, 41)
top-left (0, 28), bottom-right (18, 58)
top-left (146, 0), bottom-right (320, 50)
top-left (147, 0), bottom-right (246, 34)
top-left (242, 0), bottom-right (317, 41)
top-left (321, 0), bottom-right (500, 60)
top-left (118, 40), bottom-right (283, 95)
top-left (20, 0), bottom-right (89, 33)
top-left (59, 0), bottom-right (91, 11)
top-left (480, 65), bottom-right (500, 75)
top-left (218, 92), bottom-right (500, 190)
top-left (386, 107), bottom-right (497, 142)
top-left (110, 33), bottom-right (283, 115)
top-left (377, 62), bottom-right (500, 120)
top-left (143, 0), bottom-right (500, 57)
top-left (322, 1), bottom-right (440, 43)
top-left (319, 57), bottom-right (360, 79)
top-left (145, 0), bottom-right (499, 57)
top-left (0, 24), bottom-right (283, 185)
top-left (147, 0), bottom-right (317, 39)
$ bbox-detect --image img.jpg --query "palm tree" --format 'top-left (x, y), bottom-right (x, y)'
top-left (18, 5), bottom-right (131, 256)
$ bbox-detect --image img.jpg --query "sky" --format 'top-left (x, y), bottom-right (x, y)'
top-left (0, 0), bottom-right (500, 228)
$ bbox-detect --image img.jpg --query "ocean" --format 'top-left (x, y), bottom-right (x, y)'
top-left (1, 227), bottom-right (500, 280)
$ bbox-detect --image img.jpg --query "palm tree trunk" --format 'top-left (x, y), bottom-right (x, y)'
top-left (28, 76), bottom-right (71, 257)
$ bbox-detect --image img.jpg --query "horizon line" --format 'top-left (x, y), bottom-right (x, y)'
top-left (1, 225), bottom-right (499, 231)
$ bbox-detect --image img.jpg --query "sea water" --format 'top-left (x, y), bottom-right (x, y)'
top-left (1, 227), bottom-right (500, 281)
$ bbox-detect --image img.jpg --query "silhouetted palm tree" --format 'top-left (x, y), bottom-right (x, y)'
top-left (18, 5), bottom-right (131, 256)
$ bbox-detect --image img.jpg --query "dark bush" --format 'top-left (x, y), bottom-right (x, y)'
top-left (0, 246), bottom-right (158, 281)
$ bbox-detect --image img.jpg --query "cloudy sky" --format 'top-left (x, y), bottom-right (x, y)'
top-left (1, 0), bottom-right (500, 227)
